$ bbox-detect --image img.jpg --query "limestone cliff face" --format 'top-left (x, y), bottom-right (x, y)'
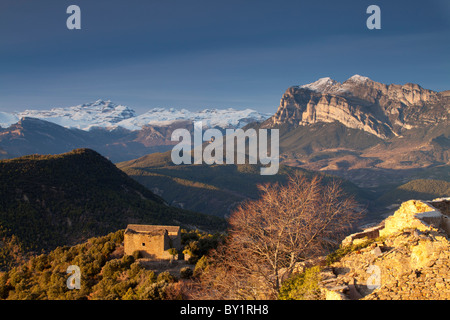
top-left (266, 75), bottom-right (449, 139)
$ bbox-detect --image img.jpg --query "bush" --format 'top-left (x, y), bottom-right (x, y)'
top-left (128, 262), bottom-right (143, 278)
top-left (101, 260), bottom-right (122, 279)
top-left (180, 267), bottom-right (193, 279)
top-left (132, 250), bottom-right (141, 260)
top-left (193, 255), bottom-right (208, 277)
top-left (102, 241), bottom-right (116, 256)
top-left (168, 248), bottom-right (178, 258)
top-left (139, 282), bottom-right (167, 300)
top-left (278, 266), bottom-right (322, 300)
top-left (157, 271), bottom-right (176, 283)
top-left (121, 255), bottom-right (135, 268)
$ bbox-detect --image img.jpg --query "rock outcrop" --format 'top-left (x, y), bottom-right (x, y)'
top-left (319, 197), bottom-right (450, 300)
top-left (264, 75), bottom-right (449, 139)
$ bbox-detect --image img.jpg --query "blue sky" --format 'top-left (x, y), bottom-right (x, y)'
top-left (0, 0), bottom-right (449, 113)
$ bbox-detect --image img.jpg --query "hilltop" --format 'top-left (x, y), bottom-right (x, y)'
top-left (0, 149), bottom-right (225, 258)
top-left (0, 228), bottom-right (222, 300)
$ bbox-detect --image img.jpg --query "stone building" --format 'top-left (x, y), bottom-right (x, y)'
top-left (124, 224), bottom-right (181, 260)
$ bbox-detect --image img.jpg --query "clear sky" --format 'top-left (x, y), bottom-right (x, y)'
top-left (0, 0), bottom-right (449, 114)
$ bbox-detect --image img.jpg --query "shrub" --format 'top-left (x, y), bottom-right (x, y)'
top-left (168, 248), bottom-right (178, 258)
top-left (132, 250), bottom-right (141, 260)
top-left (278, 266), bottom-right (322, 300)
top-left (157, 271), bottom-right (176, 283)
top-left (101, 260), bottom-right (122, 279)
top-left (121, 255), bottom-right (135, 268)
top-left (180, 267), bottom-right (193, 279)
top-left (128, 262), bottom-right (143, 278)
top-left (101, 241), bottom-right (116, 256)
top-left (193, 256), bottom-right (208, 277)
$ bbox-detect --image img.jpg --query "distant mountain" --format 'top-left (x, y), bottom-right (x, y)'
top-left (0, 99), bottom-right (271, 131)
top-left (265, 75), bottom-right (449, 139)
top-left (118, 107), bottom-right (271, 131)
top-left (0, 149), bottom-right (225, 252)
top-left (0, 101), bottom-right (271, 162)
top-left (258, 75), bottom-right (449, 190)
top-left (0, 117), bottom-right (173, 162)
top-left (0, 100), bottom-right (136, 130)
top-left (0, 117), bottom-right (92, 157)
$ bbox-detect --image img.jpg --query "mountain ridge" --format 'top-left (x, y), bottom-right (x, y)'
top-left (0, 100), bottom-right (271, 131)
top-left (264, 75), bottom-right (449, 139)
top-left (244, 75), bottom-right (450, 196)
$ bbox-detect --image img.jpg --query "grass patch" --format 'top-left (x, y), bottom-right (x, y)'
top-left (326, 236), bottom-right (386, 265)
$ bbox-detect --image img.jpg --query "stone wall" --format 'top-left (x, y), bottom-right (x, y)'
top-left (319, 197), bottom-right (450, 300)
top-left (124, 225), bottom-right (181, 260)
top-left (380, 200), bottom-right (445, 237)
top-left (124, 231), bottom-right (172, 259)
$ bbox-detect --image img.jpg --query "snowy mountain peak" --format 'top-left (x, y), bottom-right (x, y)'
top-left (346, 74), bottom-right (371, 83)
top-left (299, 75), bottom-right (376, 94)
top-left (300, 77), bottom-right (339, 93)
top-left (117, 107), bottom-right (271, 131)
top-left (0, 112), bottom-right (20, 129)
top-left (0, 100), bottom-right (271, 131)
top-left (13, 100), bottom-right (137, 130)
top-left (90, 99), bottom-right (113, 106)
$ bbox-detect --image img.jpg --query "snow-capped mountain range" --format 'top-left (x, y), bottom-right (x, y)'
top-left (0, 100), bottom-right (271, 131)
top-left (299, 74), bottom-right (371, 94)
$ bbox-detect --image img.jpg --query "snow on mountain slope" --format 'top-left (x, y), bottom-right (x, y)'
top-left (299, 74), bottom-right (372, 95)
top-left (0, 100), bottom-right (271, 131)
top-left (14, 100), bottom-right (136, 130)
top-left (300, 77), bottom-right (340, 93)
top-left (117, 107), bottom-right (271, 130)
top-left (0, 112), bottom-right (19, 129)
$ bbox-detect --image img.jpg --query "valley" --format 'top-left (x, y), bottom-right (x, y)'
top-left (0, 74), bottom-right (448, 263)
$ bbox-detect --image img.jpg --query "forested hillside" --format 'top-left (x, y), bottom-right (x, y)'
top-left (0, 149), bottom-right (225, 259)
top-left (0, 229), bottom-right (222, 300)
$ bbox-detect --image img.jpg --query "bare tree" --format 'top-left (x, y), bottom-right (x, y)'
top-left (193, 173), bottom-right (362, 299)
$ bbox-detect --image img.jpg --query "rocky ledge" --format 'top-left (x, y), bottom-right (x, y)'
top-left (319, 197), bottom-right (450, 300)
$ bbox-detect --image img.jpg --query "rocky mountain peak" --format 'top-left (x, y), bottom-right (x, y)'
top-left (346, 74), bottom-right (371, 82)
top-left (343, 74), bottom-right (375, 87)
top-left (300, 77), bottom-right (340, 93)
top-left (299, 74), bottom-right (376, 94)
top-left (266, 75), bottom-right (448, 139)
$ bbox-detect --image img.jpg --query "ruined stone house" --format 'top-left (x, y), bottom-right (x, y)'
top-left (320, 197), bottom-right (450, 300)
top-left (124, 224), bottom-right (181, 260)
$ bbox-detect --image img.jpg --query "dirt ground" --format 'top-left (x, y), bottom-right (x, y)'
top-left (137, 259), bottom-right (195, 277)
